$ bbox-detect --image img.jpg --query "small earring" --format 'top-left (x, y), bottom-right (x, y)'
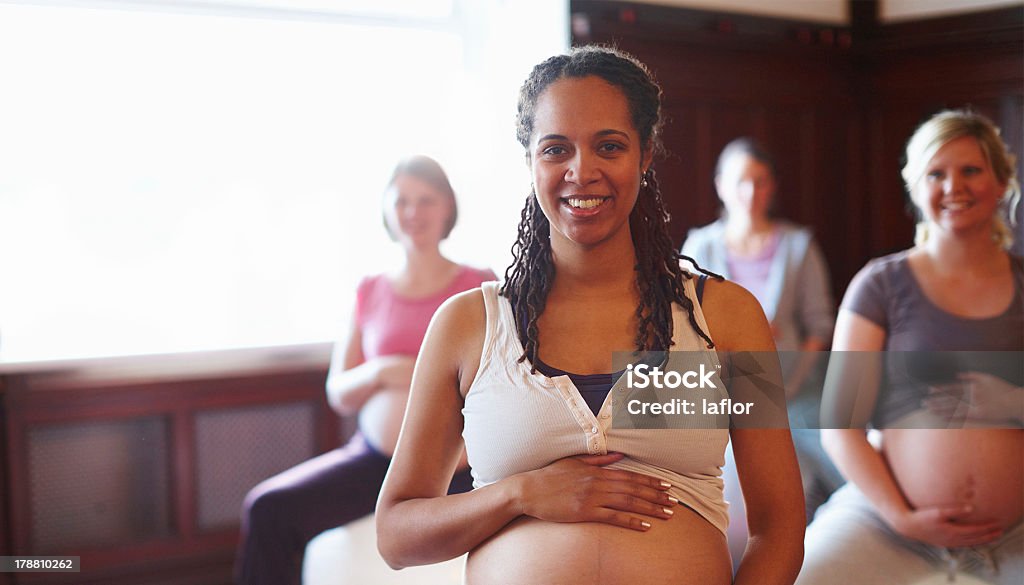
top-left (640, 176), bottom-right (648, 188)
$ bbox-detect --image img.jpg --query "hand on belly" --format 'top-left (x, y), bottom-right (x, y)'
top-left (888, 504), bottom-right (1004, 549)
top-left (516, 452), bottom-right (677, 531)
top-left (358, 387), bottom-right (409, 456)
top-left (883, 428), bottom-right (1024, 542)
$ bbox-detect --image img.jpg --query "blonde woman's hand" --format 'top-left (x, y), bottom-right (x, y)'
top-left (889, 504), bottom-right (1004, 548)
top-left (924, 372), bottom-right (1023, 426)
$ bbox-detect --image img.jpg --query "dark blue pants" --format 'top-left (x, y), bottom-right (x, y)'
top-left (235, 432), bottom-right (473, 585)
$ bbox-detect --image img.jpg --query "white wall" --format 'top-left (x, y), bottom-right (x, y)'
top-left (0, 0), bottom-right (568, 363)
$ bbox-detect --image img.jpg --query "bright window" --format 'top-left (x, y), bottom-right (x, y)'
top-left (0, 0), bottom-right (567, 362)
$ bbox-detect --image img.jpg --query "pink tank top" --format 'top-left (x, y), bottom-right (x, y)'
top-left (356, 265), bottom-right (496, 359)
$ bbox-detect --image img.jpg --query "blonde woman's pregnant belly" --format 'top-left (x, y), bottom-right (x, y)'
top-left (883, 425), bottom-right (1023, 530)
top-left (465, 504), bottom-right (731, 585)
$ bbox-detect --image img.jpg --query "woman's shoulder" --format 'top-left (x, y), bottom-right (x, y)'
top-left (446, 264), bottom-right (498, 298)
top-left (685, 219), bottom-right (726, 242)
top-left (855, 249), bottom-right (911, 283)
top-left (1009, 253), bottom-right (1024, 275)
top-left (699, 277), bottom-right (761, 313)
top-left (697, 277), bottom-right (773, 351)
top-left (839, 249), bottom-right (912, 322)
top-left (356, 271), bottom-right (390, 298)
top-left (427, 287), bottom-right (489, 353)
top-left (457, 264), bottom-right (499, 284)
top-left (437, 286), bottom-right (488, 317)
top-left (774, 219), bottom-right (813, 239)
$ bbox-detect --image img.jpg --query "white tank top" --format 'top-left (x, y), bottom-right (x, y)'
top-left (462, 279), bottom-right (731, 534)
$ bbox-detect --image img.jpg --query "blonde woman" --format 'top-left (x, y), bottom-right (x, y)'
top-left (799, 110), bottom-right (1023, 584)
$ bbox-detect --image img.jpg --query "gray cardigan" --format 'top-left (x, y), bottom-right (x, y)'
top-left (681, 220), bottom-right (835, 351)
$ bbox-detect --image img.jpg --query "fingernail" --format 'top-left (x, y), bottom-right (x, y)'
top-left (663, 507), bottom-right (674, 516)
top-left (641, 521), bottom-right (651, 529)
top-left (660, 481), bottom-right (672, 488)
top-left (667, 495), bottom-right (679, 505)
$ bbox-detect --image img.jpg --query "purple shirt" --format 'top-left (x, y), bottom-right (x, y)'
top-left (726, 230), bottom-right (781, 312)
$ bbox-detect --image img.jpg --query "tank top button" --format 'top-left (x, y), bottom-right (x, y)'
top-left (591, 426), bottom-right (598, 434)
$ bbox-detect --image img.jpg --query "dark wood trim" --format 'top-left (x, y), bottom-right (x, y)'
top-left (857, 5), bottom-right (1024, 53)
top-left (13, 531), bottom-right (237, 584)
top-left (0, 379), bottom-right (11, 585)
top-left (849, 0), bottom-right (879, 35)
top-left (573, 0), bottom-right (855, 54)
top-left (174, 409), bottom-right (196, 542)
top-left (6, 377), bottom-right (31, 571)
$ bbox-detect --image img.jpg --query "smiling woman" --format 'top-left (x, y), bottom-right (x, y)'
top-left (801, 110), bottom-right (1024, 585)
top-left (375, 46), bottom-right (805, 585)
top-left (531, 76), bottom-right (649, 250)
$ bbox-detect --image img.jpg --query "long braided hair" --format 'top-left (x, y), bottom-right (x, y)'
top-left (500, 46), bottom-right (721, 370)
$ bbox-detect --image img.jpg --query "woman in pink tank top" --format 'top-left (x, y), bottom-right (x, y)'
top-left (235, 155), bottom-right (495, 585)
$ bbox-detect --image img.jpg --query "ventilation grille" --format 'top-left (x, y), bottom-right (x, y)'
top-left (28, 417), bottom-right (171, 552)
top-left (195, 402), bottom-right (315, 530)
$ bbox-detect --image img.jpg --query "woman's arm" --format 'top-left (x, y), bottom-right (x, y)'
top-left (376, 290), bottom-right (676, 569)
top-left (784, 238), bottom-right (834, 397)
top-left (797, 238), bottom-right (836, 346)
top-left (820, 309), bottom-right (910, 521)
top-left (702, 279), bottom-right (805, 585)
top-left (324, 304), bottom-right (415, 416)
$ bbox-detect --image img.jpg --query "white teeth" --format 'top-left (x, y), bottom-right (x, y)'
top-left (943, 201), bottom-right (971, 211)
top-left (566, 198), bottom-right (605, 209)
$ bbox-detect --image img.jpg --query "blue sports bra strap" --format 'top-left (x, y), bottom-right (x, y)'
top-left (696, 274), bottom-right (708, 305)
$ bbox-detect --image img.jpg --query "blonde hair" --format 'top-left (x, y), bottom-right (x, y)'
top-left (901, 109), bottom-right (1019, 249)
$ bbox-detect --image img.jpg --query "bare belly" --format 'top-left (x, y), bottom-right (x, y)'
top-left (882, 427), bottom-right (1023, 529)
top-left (465, 505), bottom-right (731, 585)
top-left (357, 388), bottom-right (408, 456)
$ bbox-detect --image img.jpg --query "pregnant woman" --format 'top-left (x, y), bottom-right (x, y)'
top-left (376, 46), bottom-right (804, 585)
top-left (799, 110), bottom-right (1023, 584)
top-left (236, 155), bottom-right (494, 585)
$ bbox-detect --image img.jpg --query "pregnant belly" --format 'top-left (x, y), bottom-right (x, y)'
top-left (882, 428), bottom-right (1023, 529)
top-left (357, 388), bottom-right (409, 456)
top-left (465, 505), bottom-right (731, 585)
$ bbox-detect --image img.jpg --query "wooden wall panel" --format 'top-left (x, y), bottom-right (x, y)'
top-left (571, 0), bottom-right (1024, 297)
top-left (0, 380), bottom-right (11, 585)
top-left (0, 349), bottom-right (335, 585)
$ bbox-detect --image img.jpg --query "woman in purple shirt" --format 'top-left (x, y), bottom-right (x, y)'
top-left (682, 138), bottom-right (842, 564)
top-left (235, 155), bottom-right (495, 585)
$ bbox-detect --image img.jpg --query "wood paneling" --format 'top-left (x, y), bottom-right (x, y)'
top-left (572, 0), bottom-right (1024, 298)
top-left (1, 379), bottom-right (11, 585)
top-left (1, 347), bottom-right (337, 585)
